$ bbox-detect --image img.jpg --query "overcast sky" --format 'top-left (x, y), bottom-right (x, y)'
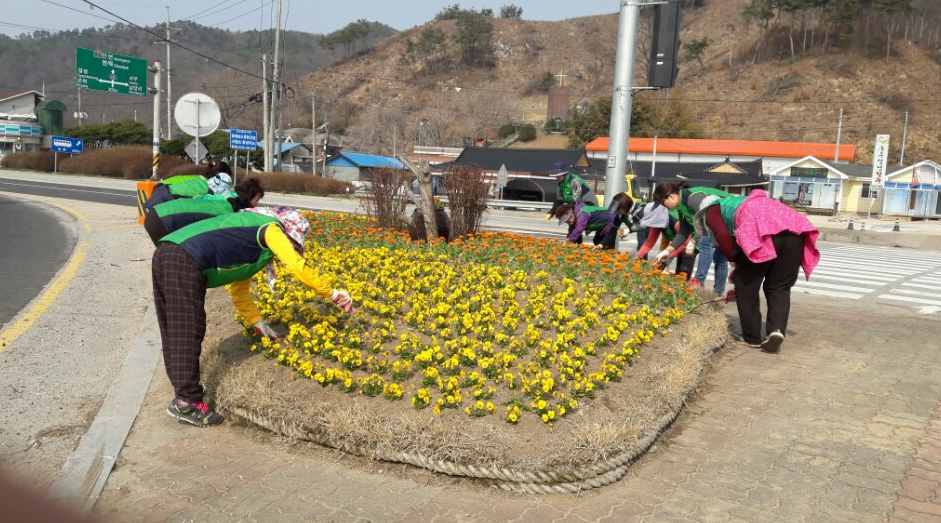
top-left (2, 0), bottom-right (621, 37)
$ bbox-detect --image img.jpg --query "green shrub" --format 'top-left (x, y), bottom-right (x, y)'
top-left (498, 123), bottom-right (517, 138)
top-left (0, 151), bottom-right (55, 171)
top-left (518, 124), bottom-right (537, 142)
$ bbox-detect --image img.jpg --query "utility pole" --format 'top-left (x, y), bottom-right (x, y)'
top-left (150, 61), bottom-right (162, 179)
top-left (269, 0), bottom-right (283, 172)
top-left (311, 93), bottom-right (316, 175)
top-left (165, 6), bottom-right (176, 140)
top-left (603, 0), bottom-right (643, 201)
top-left (262, 54), bottom-right (270, 172)
top-left (899, 110), bottom-right (909, 166)
top-left (834, 108), bottom-right (843, 161)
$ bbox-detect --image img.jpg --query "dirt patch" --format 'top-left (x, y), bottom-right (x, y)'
top-left (200, 289), bottom-right (729, 494)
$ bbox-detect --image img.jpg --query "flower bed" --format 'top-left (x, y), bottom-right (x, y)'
top-left (247, 212), bottom-right (696, 425)
top-left (207, 211), bottom-right (728, 493)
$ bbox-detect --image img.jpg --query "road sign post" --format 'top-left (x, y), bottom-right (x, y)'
top-left (50, 136), bottom-right (83, 174)
top-left (76, 48), bottom-right (147, 97)
top-left (229, 129), bottom-right (258, 181)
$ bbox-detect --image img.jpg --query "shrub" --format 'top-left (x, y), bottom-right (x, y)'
top-left (518, 124), bottom-right (537, 142)
top-left (0, 151), bottom-right (55, 171)
top-left (360, 167), bottom-right (413, 229)
top-left (255, 172), bottom-right (356, 195)
top-left (58, 146), bottom-right (192, 179)
top-left (443, 164), bottom-right (489, 237)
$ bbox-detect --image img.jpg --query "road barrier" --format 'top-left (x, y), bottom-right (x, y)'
top-left (136, 180), bottom-right (157, 224)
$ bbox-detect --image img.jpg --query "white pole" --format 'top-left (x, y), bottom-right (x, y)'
top-left (166, 6), bottom-right (173, 140)
top-left (151, 61), bottom-right (162, 179)
top-left (262, 54), bottom-right (270, 172)
top-left (899, 111), bottom-right (909, 166)
top-left (603, 0), bottom-right (642, 201)
top-left (834, 108), bottom-right (843, 161)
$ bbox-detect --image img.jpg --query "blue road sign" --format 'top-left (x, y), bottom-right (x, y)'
top-left (229, 129), bottom-right (258, 151)
top-left (51, 136), bottom-right (84, 154)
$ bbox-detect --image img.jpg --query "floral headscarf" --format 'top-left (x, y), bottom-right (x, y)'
top-left (243, 206), bottom-right (310, 251)
top-left (241, 206), bottom-right (311, 290)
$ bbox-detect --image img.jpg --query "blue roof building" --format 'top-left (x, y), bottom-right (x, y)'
top-left (325, 151), bottom-right (405, 182)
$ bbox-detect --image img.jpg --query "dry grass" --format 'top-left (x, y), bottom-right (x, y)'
top-left (0, 151), bottom-right (55, 171)
top-left (202, 288), bottom-right (729, 480)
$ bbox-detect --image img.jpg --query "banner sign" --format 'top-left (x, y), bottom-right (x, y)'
top-left (870, 134), bottom-right (890, 189)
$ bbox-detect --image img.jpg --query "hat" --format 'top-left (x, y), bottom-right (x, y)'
top-left (208, 172), bottom-right (232, 195)
top-left (549, 161), bottom-right (569, 176)
top-left (557, 208), bottom-right (574, 225)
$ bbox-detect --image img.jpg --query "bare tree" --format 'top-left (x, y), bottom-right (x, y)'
top-left (443, 165), bottom-right (490, 238)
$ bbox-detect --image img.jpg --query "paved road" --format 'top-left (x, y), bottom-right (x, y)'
top-left (0, 194), bottom-right (75, 328)
top-left (796, 244), bottom-right (941, 309)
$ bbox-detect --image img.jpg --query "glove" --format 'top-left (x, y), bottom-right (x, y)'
top-left (252, 320), bottom-right (282, 342)
top-left (653, 250), bottom-right (672, 266)
top-left (544, 214), bottom-right (553, 222)
top-left (330, 289), bottom-right (354, 313)
top-left (685, 240), bottom-right (696, 256)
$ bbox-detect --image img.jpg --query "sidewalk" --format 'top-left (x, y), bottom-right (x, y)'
top-left (90, 294), bottom-right (941, 523)
top-left (89, 209), bottom-right (941, 522)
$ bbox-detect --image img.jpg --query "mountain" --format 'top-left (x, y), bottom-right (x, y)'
top-left (297, 0), bottom-right (941, 164)
top-left (0, 20), bottom-right (396, 132)
top-left (4, 1), bottom-right (941, 164)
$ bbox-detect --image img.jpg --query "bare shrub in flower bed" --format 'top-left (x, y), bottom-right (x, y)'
top-left (359, 167), bottom-right (413, 229)
top-left (58, 146), bottom-right (191, 179)
top-left (0, 151), bottom-right (55, 171)
top-left (443, 164), bottom-right (490, 238)
top-left (205, 211), bottom-right (729, 493)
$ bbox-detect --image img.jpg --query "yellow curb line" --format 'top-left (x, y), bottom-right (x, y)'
top-left (0, 202), bottom-right (90, 353)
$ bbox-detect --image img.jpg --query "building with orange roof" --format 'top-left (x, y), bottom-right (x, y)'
top-left (585, 136), bottom-right (856, 175)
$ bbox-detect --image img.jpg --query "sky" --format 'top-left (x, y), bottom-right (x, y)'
top-left (1, 0), bottom-right (621, 37)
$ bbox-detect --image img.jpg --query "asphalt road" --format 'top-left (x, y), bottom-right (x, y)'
top-left (0, 194), bottom-right (76, 328)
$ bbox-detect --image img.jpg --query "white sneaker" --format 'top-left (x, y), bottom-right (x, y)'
top-left (760, 331), bottom-right (785, 353)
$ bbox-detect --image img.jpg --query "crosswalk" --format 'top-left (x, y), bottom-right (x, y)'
top-left (794, 245), bottom-right (941, 308)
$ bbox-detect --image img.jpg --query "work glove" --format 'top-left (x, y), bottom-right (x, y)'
top-left (252, 320), bottom-right (282, 342)
top-left (685, 240), bottom-right (696, 256)
top-left (544, 214), bottom-right (553, 222)
top-left (653, 250), bottom-right (672, 266)
top-left (330, 289), bottom-right (354, 313)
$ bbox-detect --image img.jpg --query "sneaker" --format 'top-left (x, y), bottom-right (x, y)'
top-left (688, 278), bottom-right (702, 288)
top-left (760, 330), bottom-right (785, 353)
top-left (734, 335), bottom-right (762, 348)
top-left (167, 398), bottom-right (223, 427)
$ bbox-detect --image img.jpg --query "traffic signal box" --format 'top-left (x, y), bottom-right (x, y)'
top-left (648, 2), bottom-right (684, 89)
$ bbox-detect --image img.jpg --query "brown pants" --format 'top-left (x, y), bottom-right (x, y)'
top-left (152, 243), bottom-right (208, 403)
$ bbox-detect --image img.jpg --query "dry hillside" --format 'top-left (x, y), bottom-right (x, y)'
top-left (300, 1), bottom-right (941, 165)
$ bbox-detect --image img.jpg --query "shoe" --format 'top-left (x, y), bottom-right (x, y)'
top-left (167, 398), bottom-right (223, 427)
top-left (734, 335), bottom-right (762, 348)
top-left (688, 278), bottom-right (701, 288)
top-left (760, 331), bottom-right (785, 353)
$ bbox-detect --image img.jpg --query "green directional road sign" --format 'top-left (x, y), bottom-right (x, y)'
top-left (75, 47), bottom-right (147, 97)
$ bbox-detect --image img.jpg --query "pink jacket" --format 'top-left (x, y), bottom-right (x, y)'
top-left (734, 190), bottom-right (820, 279)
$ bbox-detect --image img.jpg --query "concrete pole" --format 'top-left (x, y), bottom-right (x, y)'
top-left (603, 0), bottom-right (642, 202)
top-left (270, 0), bottom-right (283, 172)
top-left (151, 61), bottom-right (162, 180)
top-left (262, 54), bottom-right (270, 172)
top-left (899, 110), bottom-right (909, 166)
top-left (311, 93), bottom-right (316, 175)
top-left (834, 108), bottom-right (843, 161)
top-left (165, 6), bottom-right (173, 140)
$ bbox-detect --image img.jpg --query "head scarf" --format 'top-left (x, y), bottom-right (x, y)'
top-left (207, 173), bottom-right (232, 195)
top-left (241, 206), bottom-right (311, 290)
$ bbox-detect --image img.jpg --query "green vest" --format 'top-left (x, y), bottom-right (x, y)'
top-left (662, 209), bottom-right (681, 241)
top-left (559, 173), bottom-right (590, 203)
top-left (167, 176), bottom-right (210, 198)
top-left (710, 195), bottom-right (747, 239)
top-left (162, 212), bottom-right (279, 288)
top-left (677, 186), bottom-right (732, 226)
top-left (153, 198), bottom-right (233, 219)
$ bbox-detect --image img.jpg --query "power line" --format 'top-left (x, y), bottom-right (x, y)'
top-left (72, 0), bottom-right (264, 80)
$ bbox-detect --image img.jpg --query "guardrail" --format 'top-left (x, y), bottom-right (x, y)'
top-left (353, 191), bottom-right (553, 212)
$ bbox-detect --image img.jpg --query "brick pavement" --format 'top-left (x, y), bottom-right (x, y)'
top-left (91, 291), bottom-right (941, 523)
